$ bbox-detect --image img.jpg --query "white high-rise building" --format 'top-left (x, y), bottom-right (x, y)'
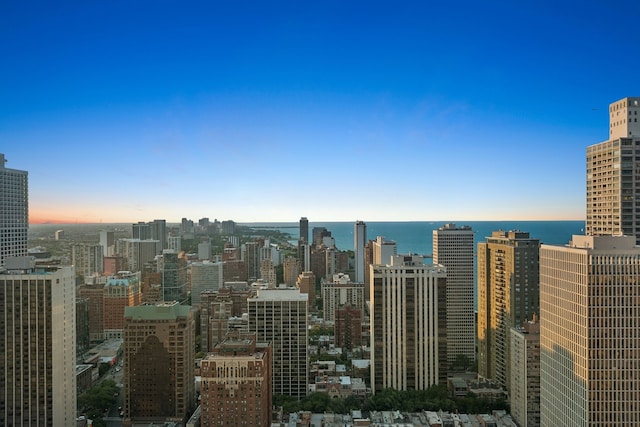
top-left (71, 243), bottom-right (104, 279)
top-left (117, 238), bottom-right (159, 273)
top-left (433, 223), bottom-right (475, 364)
top-left (190, 260), bottom-right (224, 307)
top-left (0, 258), bottom-right (76, 426)
top-left (587, 97), bottom-right (640, 243)
top-left (321, 273), bottom-right (365, 322)
top-left (540, 235), bottom-right (640, 426)
top-left (100, 230), bottom-right (115, 257)
top-left (248, 287), bottom-right (308, 399)
top-left (0, 154), bottom-right (28, 267)
top-left (372, 236), bottom-right (397, 266)
top-left (370, 255), bottom-right (447, 393)
top-left (354, 220), bottom-right (366, 283)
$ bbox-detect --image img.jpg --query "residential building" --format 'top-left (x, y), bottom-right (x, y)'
top-left (158, 249), bottom-right (188, 303)
top-left (433, 223), bottom-right (475, 364)
top-left (283, 256), bottom-right (300, 286)
top-left (100, 229), bottom-right (115, 257)
top-left (0, 258), bottom-right (76, 426)
top-left (587, 97), bottom-right (640, 244)
top-left (354, 221), bottom-right (366, 283)
top-left (372, 236), bottom-right (397, 266)
top-left (79, 280), bottom-right (106, 342)
top-left (103, 271), bottom-right (142, 339)
top-left (199, 333), bottom-right (272, 426)
top-left (117, 238), bottom-right (158, 273)
top-left (0, 154), bottom-right (28, 267)
top-left (540, 235), bottom-right (640, 426)
top-left (370, 255), bottom-right (447, 393)
top-left (334, 304), bottom-right (363, 350)
top-left (321, 273), bottom-right (365, 322)
top-left (260, 259), bottom-right (276, 287)
top-left (510, 316), bottom-right (540, 427)
top-left (123, 302), bottom-right (196, 426)
top-left (296, 270), bottom-right (316, 309)
top-left (248, 287), bottom-right (308, 399)
top-left (71, 243), bottom-right (104, 280)
top-left (477, 230), bottom-right (539, 390)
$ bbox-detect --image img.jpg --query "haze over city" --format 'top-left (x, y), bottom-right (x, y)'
top-left (2, 1), bottom-right (637, 224)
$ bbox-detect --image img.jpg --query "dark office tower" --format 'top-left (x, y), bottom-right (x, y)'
top-left (433, 224), bottom-right (475, 365)
top-left (0, 154), bottom-right (28, 267)
top-left (123, 302), bottom-right (195, 426)
top-left (158, 250), bottom-right (188, 303)
top-left (477, 230), bottom-right (540, 390)
top-left (149, 219), bottom-right (167, 254)
top-left (132, 221), bottom-right (150, 240)
top-left (587, 97), bottom-right (640, 244)
top-left (243, 241), bottom-right (260, 281)
top-left (299, 217), bottom-right (309, 244)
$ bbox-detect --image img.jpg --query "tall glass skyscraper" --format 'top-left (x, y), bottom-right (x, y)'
top-left (0, 153), bottom-right (28, 267)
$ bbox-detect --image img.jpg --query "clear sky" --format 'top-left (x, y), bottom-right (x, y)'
top-left (1, 1), bottom-right (636, 224)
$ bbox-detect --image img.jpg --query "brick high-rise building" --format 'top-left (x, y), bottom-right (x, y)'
top-left (334, 304), bottom-right (363, 350)
top-left (123, 302), bottom-right (195, 426)
top-left (79, 280), bottom-right (106, 342)
top-left (103, 271), bottom-right (142, 340)
top-left (200, 332), bottom-right (272, 426)
top-left (321, 273), bottom-right (364, 322)
top-left (296, 271), bottom-right (316, 310)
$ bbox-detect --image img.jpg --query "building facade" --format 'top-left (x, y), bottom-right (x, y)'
top-left (370, 255), bottom-right (447, 393)
top-left (103, 271), bottom-right (142, 339)
top-left (586, 97), bottom-right (640, 243)
top-left (71, 243), bottom-right (104, 280)
top-left (123, 302), bottom-right (195, 426)
top-left (321, 273), bottom-right (365, 322)
top-left (248, 287), bottom-right (308, 399)
top-left (158, 249), bottom-right (188, 303)
top-left (0, 259), bottom-right (76, 426)
top-left (354, 221), bottom-right (366, 283)
top-left (372, 236), bottom-right (397, 266)
top-left (477, 230), bottom-right (540, 389)
top-left (190, 260), bottom-right (224, 307)
top-left (510, 317), bottom-right (540, 427)
top-left (433, 223), bottom-right (475, 365)
top-left (540, 235), bottom-right (640, 426)
top-left (199, 333), bottom-right (272, 426)
top-left (0, 154), bottom-right (28, 267)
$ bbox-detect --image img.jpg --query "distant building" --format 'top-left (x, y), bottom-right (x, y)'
top-left (321, 273), bottom-right (365, 322)
top-left (76, 297), bottom-right (91, 358)
top-left (190, 260), bottom-right (224, 307)
top-left (200, 333), bottom-right (272, 426)
top-left (299, 217), bottom-right (309, 244)
top-left (372, 236), bottom-right (397, 266)
top-left (296, 271), bottom-right (316, 309)
top-left (433, 223), bottom-right (475, 364)
top-left (78, 279), bottom-right (106, 342)
top-left (100, 229), bottom-right (115, 257)
top-left (117, 238), bottom-right (158, 273)
top-left (0, 258), bottom-right (76, 425)
top-left (221, 220), bottom-right (236, 235)
top-left (510, 316), bottom-right (540, 427)
top-left (260, 259), bottom-right (276, 287)
top-left (198, 240), bottom-right (211, 260)
top-left (103, 271), bottom-right (142, 339)
top-left (72, 243), bottom-right (104, 279)
top-left (334, 304), bottom-right (363, 350)
top-left (283, 256), bottom-right (300, 286)
top-left (158, 249), bottom-right (188, 303)
top-left (587, 97), bottom-right (640, 244)
top-left (478, 230), bottom-right (539, 390)
top-left (248, 287), bottom-right (309, 399)
top-left (123, 302), bottom-right (196, 426)
top-left (167, 235), bottom-right (182, 252)
top-left (540, 235), bottom-right (640, 426)
top-left (371, 255), bottom-right (447, 393)
top-left (0, 154), bottom-right (28, 267)
top-left (354, 221), bottom-right (366, 283)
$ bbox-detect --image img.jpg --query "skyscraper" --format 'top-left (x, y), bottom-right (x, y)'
top-left (190, 260), bottom-right (224, 307)
top-left (321, 273), bottom-right (364, 322)
top-left (540, 235), bottom-right (640, 426)
top-left (477, 230), bottom-right (539, 389)
top-left (510, 316), bottom-right (540, 427)
top-left (354, 220), bottom-right (366, 283)
top-left (100, 229), bottom-right (115, 257)
top-left (299, 216), bottom-right (309, 244)
top-left (0, 258), bottom-right (76, 426)
top-left (370, 255), bottom-right (447, 393)
top-left (158, 249), bottom-right (188, 303)
top-left (372, 235), bottom-right (397, 266)
top-left (123, 302), bottom-right (196, 425)
top-left (0, 154), bottom-right (28, 267)
top-left (587, 97), bottom-right (640, 243)
top-left (248, 287), bottom-right (308, 399)
top-left (433, 223), bottom-right (475, 365)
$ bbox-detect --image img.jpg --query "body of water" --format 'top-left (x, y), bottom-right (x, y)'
top-left (246, 220), bottom-right (585, 255)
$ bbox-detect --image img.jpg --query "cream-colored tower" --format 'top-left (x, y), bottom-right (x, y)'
top-left (587, 97), bottom-right (640, 242)
top-left (540, 235), bottom-right (640, 426)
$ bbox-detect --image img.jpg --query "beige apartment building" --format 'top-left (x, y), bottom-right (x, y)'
top-left (477, 230), bottom-right (539, 390)
top-left (540, 235), bottom-right (640, 426)
top-left (587, 97), bottom-right (640, 243)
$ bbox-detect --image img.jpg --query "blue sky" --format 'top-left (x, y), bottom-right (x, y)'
top-left (1, 1), bottom-right (636, 223)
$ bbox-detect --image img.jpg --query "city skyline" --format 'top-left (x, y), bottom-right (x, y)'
top-left (2, 2), bottom-right (638, 223)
